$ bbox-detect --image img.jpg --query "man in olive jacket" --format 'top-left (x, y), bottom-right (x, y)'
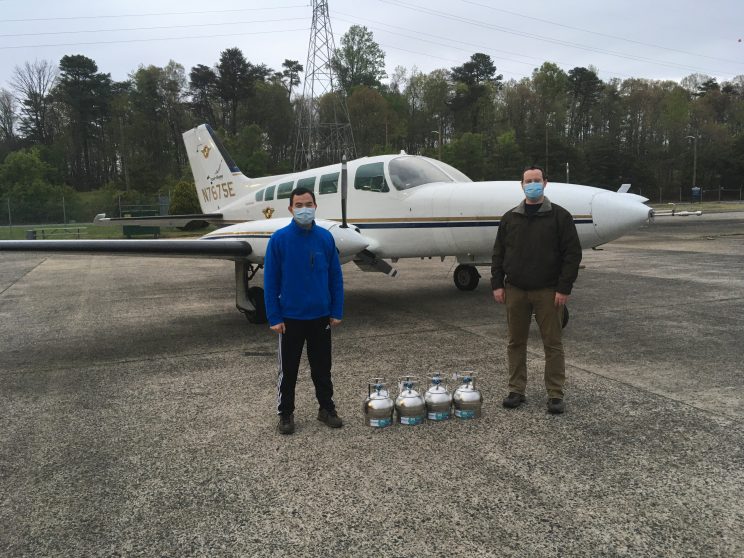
top-left (491, 165), bottom-right (582, 414)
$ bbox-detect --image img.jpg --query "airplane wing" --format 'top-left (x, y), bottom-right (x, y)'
top-left (0, 239), bottom-right (252, 260)
top-left (94, 213), bottom-right (224, 228)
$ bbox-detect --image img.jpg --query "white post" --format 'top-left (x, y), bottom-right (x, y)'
top-left (6, 197), bottom-right (12, 238)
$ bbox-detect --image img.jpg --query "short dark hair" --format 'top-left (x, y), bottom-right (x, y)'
top-left (289, 187), bottom-right (316, 205)
top-left (522, 165), bottom-right (547, 181)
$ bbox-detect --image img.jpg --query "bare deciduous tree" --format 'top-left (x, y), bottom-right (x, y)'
top-left (0, 88), bottom-right (17, 141)
top-left (11, 59), bottom-right (58, 143)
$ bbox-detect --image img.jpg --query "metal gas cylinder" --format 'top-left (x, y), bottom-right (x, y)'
top-left (363, 379), bottom-right (394, 428)
top-left (394, 376), bottom-right (426, 426)
top-left (453, 372), bottom-right (483, 419)
top-left (424, 374), bottom-right (452, 421)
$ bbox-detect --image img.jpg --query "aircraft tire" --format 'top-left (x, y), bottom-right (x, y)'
top-left (562, 305), bottom-right (569, 328)
top-left (244, 286), bottom-right (268, 324)
top-left (453, 264), bottom-right (480, 291)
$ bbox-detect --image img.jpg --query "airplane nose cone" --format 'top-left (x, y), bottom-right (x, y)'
top-left (329, 225), bottom-right (369, 257)
top-left (591, 192), bottom-right (653, 244)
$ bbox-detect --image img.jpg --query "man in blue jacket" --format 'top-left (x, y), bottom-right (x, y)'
top-left (264, 187), bottom-right (344, 435)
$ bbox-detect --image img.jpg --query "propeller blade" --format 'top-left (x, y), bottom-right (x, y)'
top-left (340, 154), bottom-right (348, 228)
top-left (354, 249), bottom-right (399, 277)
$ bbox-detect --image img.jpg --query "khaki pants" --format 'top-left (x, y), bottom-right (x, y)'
top-left (505, 284), bottom-right (565, 398)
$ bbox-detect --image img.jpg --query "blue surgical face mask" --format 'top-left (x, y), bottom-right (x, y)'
top-left (293, 206), bottom-right (315, 226)
top-left (524, 182), bottom-right (544, 201)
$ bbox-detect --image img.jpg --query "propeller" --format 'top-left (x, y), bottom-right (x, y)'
top-left (340, 153), bottom-right (348, 228)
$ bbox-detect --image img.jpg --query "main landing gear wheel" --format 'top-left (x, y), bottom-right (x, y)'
top-left (453, 264), bottom-right (480, 291)
top-left (244, 286), bottom-right (267, 324)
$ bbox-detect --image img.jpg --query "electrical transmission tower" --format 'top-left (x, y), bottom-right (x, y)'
top-left (294, 0), bottom-right (355, 171)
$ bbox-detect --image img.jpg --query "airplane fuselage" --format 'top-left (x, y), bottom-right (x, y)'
top-left (203, 156), bottom-right (651, 265)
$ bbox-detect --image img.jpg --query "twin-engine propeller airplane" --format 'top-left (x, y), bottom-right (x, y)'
top-left (0, 124), bottom-right (653, 324)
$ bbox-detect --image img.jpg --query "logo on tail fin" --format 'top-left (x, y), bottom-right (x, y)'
top-left (201, 145), bottom-right (211, 158)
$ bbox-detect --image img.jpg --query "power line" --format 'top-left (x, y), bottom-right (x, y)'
top-left (336, 11), bottom-right (535, 65)
top-left (0, 27), bottom-right (309, 50)
top-left (0, 4), bottom-right (309, 23)
top-left (0, 17), bottom-right (308, 38)
top-left (334, 16), bottom-right (526, 78)
top-left (459, 0), bottom-right (744, 67)
top-left (333, 13), bottom-right (647, 80)
top-left (377, 0), bottom-right (731, 76)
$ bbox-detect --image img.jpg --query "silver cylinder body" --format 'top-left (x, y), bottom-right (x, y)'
top-left (395, 378), bottom-right (425, 425)
top-left (364, 381), bottom-right (394, 428)
top-left (424, 376), bottom-right (452, 421)
top-left (453, 374), bottom-right (482, 419)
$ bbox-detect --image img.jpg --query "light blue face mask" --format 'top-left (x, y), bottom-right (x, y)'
top-left (293, 206), bottom-right (316, 225)
top-left (524, 182), bottom-right (544, 201)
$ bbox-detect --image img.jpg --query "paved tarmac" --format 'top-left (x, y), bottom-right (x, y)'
top-left (1, 213), bottom-right (743, 557)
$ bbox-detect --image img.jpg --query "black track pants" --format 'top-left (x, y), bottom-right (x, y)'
top-left (276, 317), bottom-right (335, 416)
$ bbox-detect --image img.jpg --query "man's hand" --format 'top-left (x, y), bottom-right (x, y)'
top-left (330, 318), bottom-right (342, 327)
top-left (555, 292), bottom-right (569, 307)
top-left (270, 322), bottom-right (286, 334)
top-left (493, 288), bottom-right (505, 304)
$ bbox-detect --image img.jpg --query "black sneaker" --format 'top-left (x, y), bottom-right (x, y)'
top-left (547, 398), bottom-right (566, 414)
top-left (502, 392), bottom-right (526, 408)
top-left (317, 408), bottom-right (343, 428)
top-left (278, 414), bottom-right (295, 435)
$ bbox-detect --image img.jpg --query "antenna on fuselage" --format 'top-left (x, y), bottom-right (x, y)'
top-left (340, 153), bottom-right (348, 228)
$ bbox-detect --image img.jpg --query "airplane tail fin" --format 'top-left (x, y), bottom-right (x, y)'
top-left (182, 124), bottom-right (252, 214)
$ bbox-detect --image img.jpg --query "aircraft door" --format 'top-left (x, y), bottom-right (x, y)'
top-left (430, 185), bottom-right (457, 255)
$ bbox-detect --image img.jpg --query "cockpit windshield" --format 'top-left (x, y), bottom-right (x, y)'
top-left (435, 160), bottom-right (472, 183)
top-left (388, 156), bottom-right (471, 190)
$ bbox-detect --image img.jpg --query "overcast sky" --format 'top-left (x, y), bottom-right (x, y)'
top-left (1, 0), bottom-right (743, 90)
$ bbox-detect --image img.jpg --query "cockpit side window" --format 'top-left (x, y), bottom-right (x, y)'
top-left (319, 172), bottom-right (339, 194)
top-left (354, 162), bottom-right (389, 193)
top-left (276, 181), bottom-right (294, 199)
top-left (389, 156), bottom-right (455, 190)
top-left (297, 177), bottom-right (316, 191)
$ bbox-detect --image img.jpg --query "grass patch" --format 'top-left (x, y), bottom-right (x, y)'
top-left (0, 223), bottom-right (216, 240)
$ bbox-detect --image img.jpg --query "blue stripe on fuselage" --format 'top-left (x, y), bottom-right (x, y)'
top-left (355, 218), bottom-right (592, 229)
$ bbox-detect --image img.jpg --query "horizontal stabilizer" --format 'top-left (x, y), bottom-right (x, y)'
top-left (0, 239), bottom-right (252, 260)
top-left (94, 213), bottom-right (223, 227)
top-left (617, 183), bottom-right (632, 194)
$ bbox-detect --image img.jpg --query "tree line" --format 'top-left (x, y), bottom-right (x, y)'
top-left (1, 25), bottom-right (743, 223)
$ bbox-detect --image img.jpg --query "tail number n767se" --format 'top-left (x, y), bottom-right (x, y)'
top-left (202, 182), bottom-right (235, 203)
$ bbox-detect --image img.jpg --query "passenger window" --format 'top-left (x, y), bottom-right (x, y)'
top-left (276, 181), bottom-right (294, 199)
top-left (296, 177), bottom-right (316, 190)
top-left (319, 172), bottom-right (339, 194)
top-left (265, 185), bottom-right (276, 200)
top-left (255, 189), bottom-right (264, 202)
top-left (355, 162), bottom-right (389, 193)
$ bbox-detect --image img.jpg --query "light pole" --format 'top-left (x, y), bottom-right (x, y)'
top-left (431, 130), bottom-right (442, 160)
top-left (685, 135), bottom-right (698, 189)
top-left (565, 162), bottom-right (570, 184)
top-left (543, 112), bottom-right (553, 176)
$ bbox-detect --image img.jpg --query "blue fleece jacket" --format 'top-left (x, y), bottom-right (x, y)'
top-left (263, 219), bottom-right (344, 326)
